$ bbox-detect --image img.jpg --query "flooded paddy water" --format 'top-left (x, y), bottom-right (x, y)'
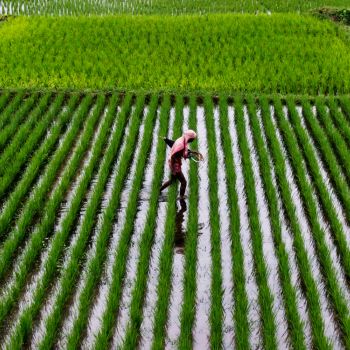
top-left (2, 92), bottom-right (350, 349)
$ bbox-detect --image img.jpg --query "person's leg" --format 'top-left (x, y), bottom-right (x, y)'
top-left (160, 174), bottom-right (175, 192)
top-left (177, 171), bottom-right (187, 197)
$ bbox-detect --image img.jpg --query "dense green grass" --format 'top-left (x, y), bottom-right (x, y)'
top-left (0, 14), bottom-right (350, 94)
top-left (1, 0), bottom-right (350, 15)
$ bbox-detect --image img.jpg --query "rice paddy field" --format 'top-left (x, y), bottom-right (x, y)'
top-left (1, 91), bottom-right (350, 349)
top-left (1, 0), bottom-right (350, 349)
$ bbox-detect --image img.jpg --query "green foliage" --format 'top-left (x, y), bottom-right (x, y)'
top-left (0, 15), bottom-right (350, 94)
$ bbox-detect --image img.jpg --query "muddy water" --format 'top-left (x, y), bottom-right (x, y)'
top-left (295, 105), bottom-right (350, 306)
top-left (255, 107), bottom-right (313, 348)
top-left (79, 105), bottom-right (148, 349)
top-left (244, 105), bottom-right (289, 348)
top-left (111, 108), bottom-right (160, 348)
top-left (213, 106), bottom-right (235, 348)
top-left (192, 105), bottom-right (211, 350)
top-left (228, 105), bottom-right (261, 349)
top-left (22, 104), bottom-right (113, 349)
top-left (138, 106), bottom-right (176, 349)
top-left (270, 105), bottom-right (342, 348)
top-left (165, 104), bottom-right (189, 350)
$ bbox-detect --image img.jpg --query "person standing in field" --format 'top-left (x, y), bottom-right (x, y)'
top-left (160, 130), bottom-right (197, 200)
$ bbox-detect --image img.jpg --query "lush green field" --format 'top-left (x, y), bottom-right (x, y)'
top-left (1, 91), bottom-right (350, 349)
top-left (0, 14), bottom-right (350, 94)
top-left (0, 0), bottom-right (350, 15)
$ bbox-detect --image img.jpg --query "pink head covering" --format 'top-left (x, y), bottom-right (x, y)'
top-left (168, 130), bottom-right (197, 174)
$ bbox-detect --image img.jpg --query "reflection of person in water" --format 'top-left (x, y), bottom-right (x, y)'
top-left (174, 199), bottom-right (187, 254)
top-left (160, 130), bottom-right (197, 200)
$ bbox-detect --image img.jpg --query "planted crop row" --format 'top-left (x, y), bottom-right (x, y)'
top-left (0, 91), bottom-right (25, 131)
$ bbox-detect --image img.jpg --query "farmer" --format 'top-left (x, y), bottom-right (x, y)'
top-left (160, 130), bottom-right (197, 199)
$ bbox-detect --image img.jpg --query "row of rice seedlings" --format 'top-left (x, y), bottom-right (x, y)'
top-left (326, 98), bottom-right (350, 146)
top-left (0, 92), bottom-right (11, 117)
top-left (339, 97), bottom-right (350, 122)
top-left (202, 96), bottom-right (224, 348)
top-left (301, 99), bottom-right (350, 222)
top-left (192, 103), bottom-right (212, 348)
top-left (217, 97), bottom-right (250, 349)
top-left (0, 92), bottom-right (39, 152)
top-left (3, 93), bottom-right (109, 347)
top-left (234, 97), bottom-right (277, 349)
top-left (58, 94), bottom-right (139, 347)
top-left (0, 95), bottom-right (103, 330)
top-left (213, 105), bottom-right (235, 348)
top-left (246, 96), bottom-right (306, 348)
top-left (286, 98), bottom-right (350, 283)
top-left (258, 96), bottom-right (331, 348)
top-left (149, 96), bottom-right (184, 350)
top-left (23, 95), bottom-right (130, 348)
top-left (0, 92), bottom-right (53, 179)
top-left (0, 94), bottom-right (64, 201)
top-left (273, 97), bottom-right (350, 347)
top-left (0, 94), bottom-right (79, 240)
top-left (321, 98), bottom-right (350, 189)
top-left (177, 95), bottom-right (199, 349)
top-left (0, 95), bottom-right (95, 277)
top-left (0, 91), bottom-right (25, 131)
top-left (82, 95), bottom-right (157, 349)
top-left (114, 105), bottom-right (161, 348)
top-left (126, 95), bottom-right (174, 349)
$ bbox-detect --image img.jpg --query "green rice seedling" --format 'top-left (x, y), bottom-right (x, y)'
top-left (273, 97), bottom-right (350, 347)
top-left (246, 96), bottom-right (306, 349)
top-left (235, 97), bottom-right (277, 349)
top-left (150, 96), bottom-right (184, 350)
top-left (286, 97), bottom-right (350, 282)
top-left (0, 92), bottom-right (53, 178)
top-left (203, 96), bottom-right (224, 348)
top-left (218, 96), bottom-right (249, 350)
top-left (0, 95), bottom-right (94, 273)
top-left (0, 91), bottom-right (25, 130)
top-left (33, 94), bottom-right (144, 349)
top-left (0, 94), bottom-right (64, 200)
top-left (0, 93), bottom-right (39, 152)
top-left (259, 96), bottom-right (331, 349)
top-left (177, 95), bottom-right (199, 350)
top-left (0, 15), bottom-right (350, 94)
top-left (0, 94), bottom-right (80, 238)
top-left (5, 94), bottom-right (125, 349)
top-left (121, 95), bottom-right (171, 349)
top-left (0, 94), bottom-right (110, 330)
top-left (301, 98), bottom-right (350, 223)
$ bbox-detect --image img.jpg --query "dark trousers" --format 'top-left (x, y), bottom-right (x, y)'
top-left (160, 171), bottom-right (187, 196)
